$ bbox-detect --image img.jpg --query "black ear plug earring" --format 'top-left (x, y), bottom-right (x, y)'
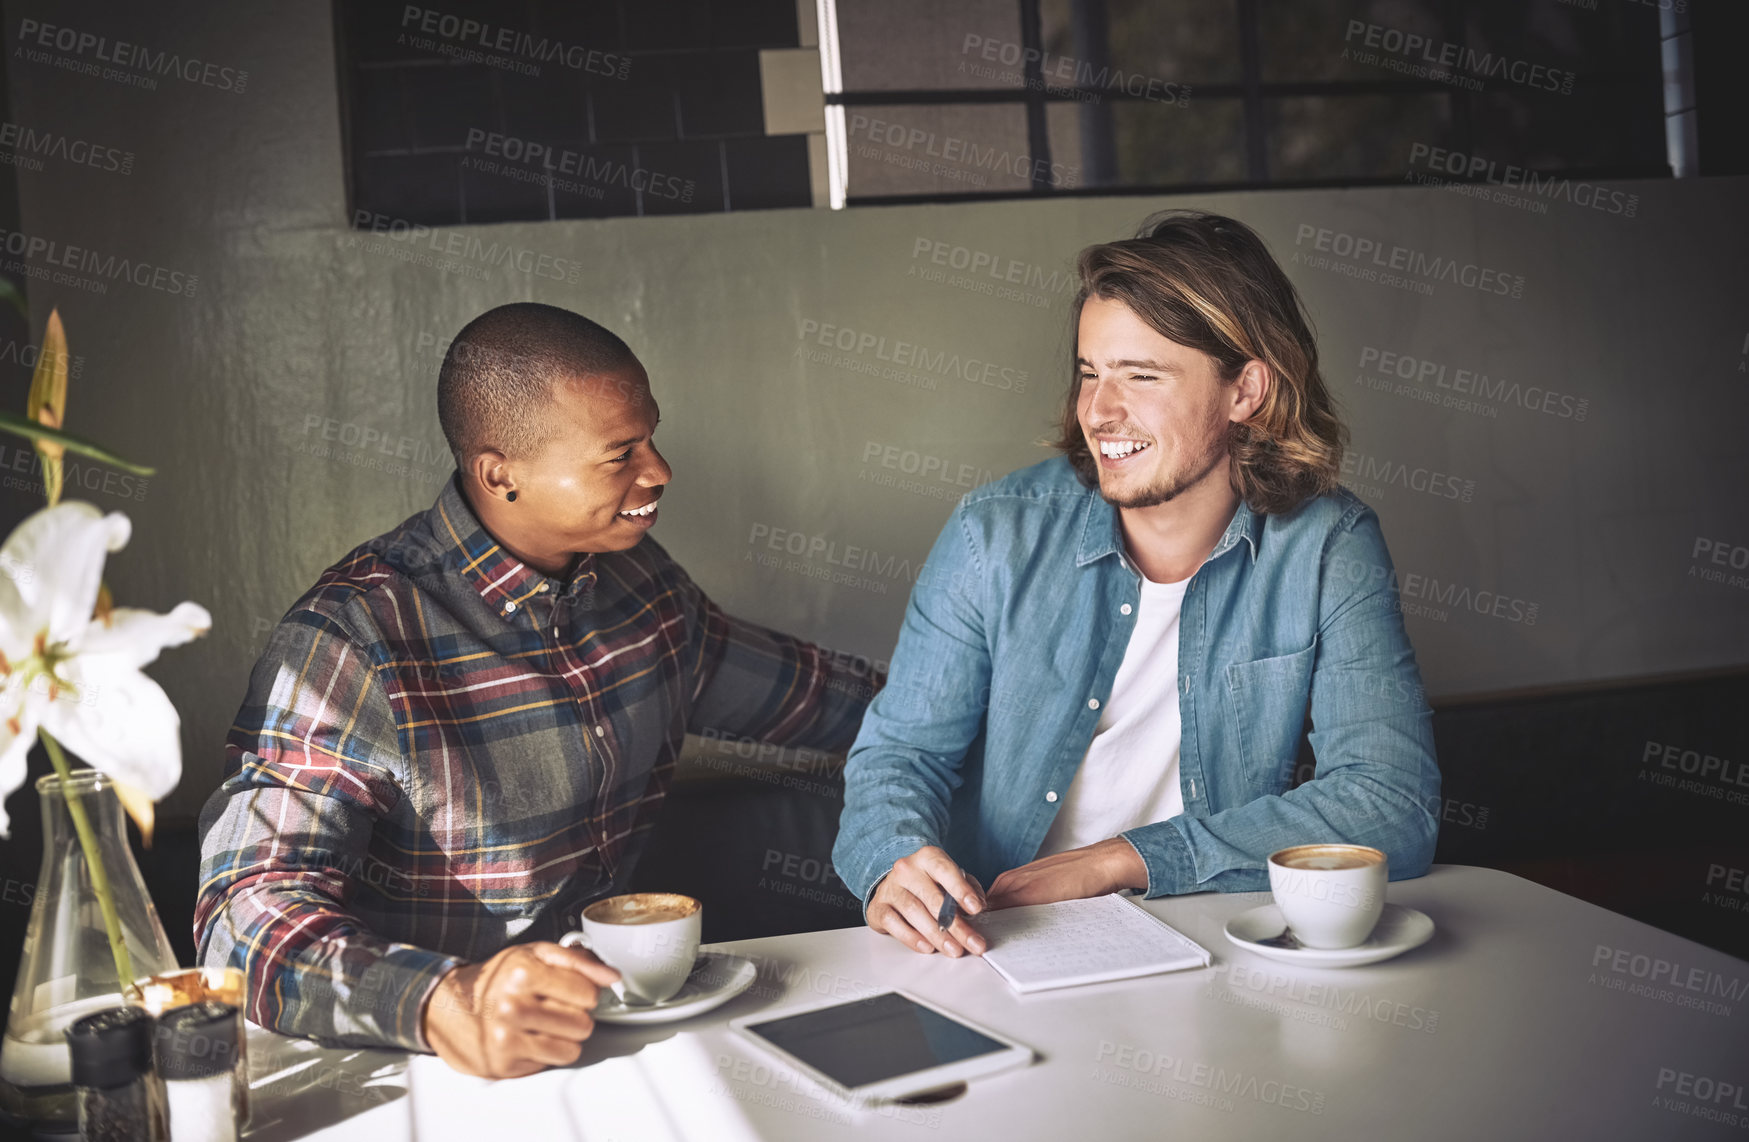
top-left (507, 491), bottom-right (518, 502)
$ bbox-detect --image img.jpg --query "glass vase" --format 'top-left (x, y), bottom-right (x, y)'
top-left (0, 769), bottom-right (179, 1133)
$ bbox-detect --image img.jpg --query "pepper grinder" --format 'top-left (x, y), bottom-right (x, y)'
top-left (65, 1005), bottom-right (166, 1142)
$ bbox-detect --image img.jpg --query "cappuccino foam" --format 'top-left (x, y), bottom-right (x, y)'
top-left (1283, 854), bottom-right (1371, 870)
top-left (584, 893), bottom-right (699, 925)
top-left (1272, 845), bottom-right (1384, 872)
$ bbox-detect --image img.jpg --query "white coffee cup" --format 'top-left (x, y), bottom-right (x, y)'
top-left (1266, 844), bottom-right (1388, 949)
top-left (560, 892), bottom-right (702, 1005)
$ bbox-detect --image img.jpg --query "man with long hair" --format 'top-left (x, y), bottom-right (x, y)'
top-left (835, 211), bottom-right (1439, 956)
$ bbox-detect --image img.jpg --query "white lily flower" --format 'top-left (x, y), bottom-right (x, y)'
top-left (0, 501), bottom-right (210, 835)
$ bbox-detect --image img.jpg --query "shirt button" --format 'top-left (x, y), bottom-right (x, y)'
top-left (503, 600), bottom-right (517, 613)
top-left (594, 725), bottom-right (606, 738)
top-left (538, 582), bottom-right (550, 593)
top-left (1120, 604), bottom-right (1132, 615)
top-left (1087, 698), bottom-right (1100, 710)
top-left (1045, 791), bottom-right (1058, 803)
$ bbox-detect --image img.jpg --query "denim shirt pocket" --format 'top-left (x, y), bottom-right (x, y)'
top-left (1223, 640), bottom-right (1317, 791)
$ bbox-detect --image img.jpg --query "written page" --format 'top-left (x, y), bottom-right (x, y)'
top-left (974, 893), bottom-right (1211, 993)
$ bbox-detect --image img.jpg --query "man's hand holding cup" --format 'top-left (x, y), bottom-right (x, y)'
top-left (422, 941), bottom-right (621, 1079)
top-left (422, 891), bottom-right (703, 1078)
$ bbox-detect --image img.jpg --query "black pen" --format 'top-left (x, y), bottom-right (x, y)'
top-left (936, 894), bottom-right (958, 931)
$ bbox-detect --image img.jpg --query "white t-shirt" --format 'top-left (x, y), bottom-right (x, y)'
top-left (1036, 572), bottom-right (1190, 856)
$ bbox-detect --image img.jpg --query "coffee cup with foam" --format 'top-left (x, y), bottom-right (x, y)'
top-left (1266, 844), bottom-right (1388, 949)
top-left (560, 892), bottom-right (702, 1004)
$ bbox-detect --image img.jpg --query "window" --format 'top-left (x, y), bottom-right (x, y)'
top-left (830, 0), bottom-right (1668, 203)
top-left (335, 0), bottom-right (1673, 221)
top-left (336, 0), bottom-right (816, 225)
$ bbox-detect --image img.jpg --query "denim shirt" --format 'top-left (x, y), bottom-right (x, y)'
top-left (834, 457), bottom-right (1440, 902)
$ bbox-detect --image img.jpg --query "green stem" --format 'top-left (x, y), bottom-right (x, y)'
top-left (40, 731), bottom-right (136, 994)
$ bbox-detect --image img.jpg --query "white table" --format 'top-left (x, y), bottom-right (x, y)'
top-left (241, 866), bottom-right (1749, 1141)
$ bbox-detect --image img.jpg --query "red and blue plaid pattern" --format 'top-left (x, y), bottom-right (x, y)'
top-left (194, 475), bottom-right (877, 1050)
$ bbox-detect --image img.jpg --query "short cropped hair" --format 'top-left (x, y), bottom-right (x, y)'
top-left (437, 302), bottom-right (636, 467)
top-left (1052, 210), bottom-right (1346, 515)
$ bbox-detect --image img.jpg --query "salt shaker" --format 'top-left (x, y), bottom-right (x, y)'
top-left (65, 1005), bottom-right (166, 1142)
top-left (153, 1002), bottom-right (242, 1142)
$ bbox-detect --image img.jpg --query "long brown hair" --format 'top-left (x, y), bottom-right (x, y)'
top-left (1052, 210), bottom-right (1346, 515)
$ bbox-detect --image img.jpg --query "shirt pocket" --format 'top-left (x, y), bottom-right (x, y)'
top-left (1224, 640), bottom-right (1317, 791)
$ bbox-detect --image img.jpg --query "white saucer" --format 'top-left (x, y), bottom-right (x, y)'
top-left (1224, 903), bottom-right (1434, 968)
top-left (593, 951), bottom-right (758, 1025)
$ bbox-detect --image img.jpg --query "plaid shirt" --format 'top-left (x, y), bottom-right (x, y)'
top-left (195, 475), bottom-right (877, 1051)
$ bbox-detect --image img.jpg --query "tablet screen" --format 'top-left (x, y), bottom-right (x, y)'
top-left (744, 992), bottom-right (1008, 1089)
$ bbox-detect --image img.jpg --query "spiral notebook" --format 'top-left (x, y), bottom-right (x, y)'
top-left (973, 892), bottom-right (1212, 993)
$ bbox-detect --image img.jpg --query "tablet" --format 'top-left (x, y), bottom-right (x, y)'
top-left (728, 990), bottom-right (1034, 1103)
